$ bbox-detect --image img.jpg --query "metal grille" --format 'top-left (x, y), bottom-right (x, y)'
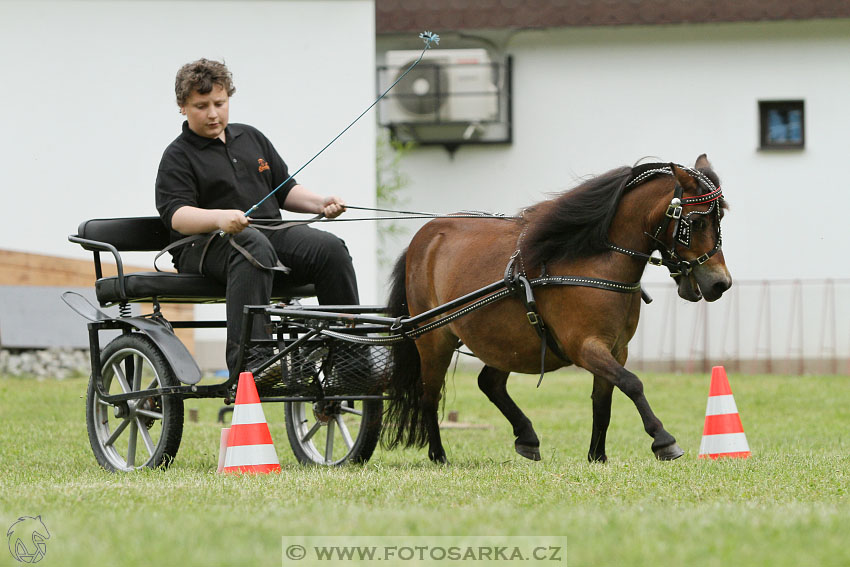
top-left (253, 339), bottom-right (390, 398)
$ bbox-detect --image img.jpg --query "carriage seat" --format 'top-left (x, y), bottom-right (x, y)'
top-left (69, 217), bottom-right (315, 306)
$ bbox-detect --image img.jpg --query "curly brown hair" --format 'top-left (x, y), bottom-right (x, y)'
top-left (174, 58), bottom-right (236, 106)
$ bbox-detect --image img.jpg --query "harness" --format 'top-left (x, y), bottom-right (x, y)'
top-left (507, 163), bottom-right (724, 383)
top-left (608, 163), bottom-right (724, 279)
top-left (504, 251), bottom-right (646, 385)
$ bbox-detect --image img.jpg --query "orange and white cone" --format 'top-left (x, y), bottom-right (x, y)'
top-left (698, 366), bottom-right (750, 459)
top-left (221, 372), bottom-right (281, 474)
top-left (216, 427), bottom-right (230, 473)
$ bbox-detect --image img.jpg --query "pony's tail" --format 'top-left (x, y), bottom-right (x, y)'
top-left (381, 249), bottom-right (428, 449)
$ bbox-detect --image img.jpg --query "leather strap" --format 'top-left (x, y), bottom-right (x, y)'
top-left (153, 218), bottom-right (320, 275)
top-left (225, 234), bottom-right (290, 274)
top-left (504, 245), bottom-right (573, 386)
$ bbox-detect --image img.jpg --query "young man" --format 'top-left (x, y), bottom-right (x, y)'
top-left (155, 58), bottom-right (359, 374)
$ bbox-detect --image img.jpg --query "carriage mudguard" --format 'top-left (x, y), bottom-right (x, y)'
top-left (118, 316), bottom-right (202, 385)
top-left (63, 292), bottom-right (202, 385)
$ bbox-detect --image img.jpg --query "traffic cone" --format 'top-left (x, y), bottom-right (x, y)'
top-left (221, 372), bottom-right (281, 474)
top-left (216, 428), bottom-right (230, 473)
top-left (698, 366), bottom-right (750, 459)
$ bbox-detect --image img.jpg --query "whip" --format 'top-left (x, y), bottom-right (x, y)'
top-left (244, 31), bottom-right (440, 218)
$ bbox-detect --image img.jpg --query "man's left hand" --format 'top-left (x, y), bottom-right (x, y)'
top-left (321, 196), bottom-right (346, 219)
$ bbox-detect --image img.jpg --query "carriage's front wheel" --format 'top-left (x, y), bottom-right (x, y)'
top-left (86, 334), bottom-right (184, 472)
top-left (284, 399), bottom-right (382, 465)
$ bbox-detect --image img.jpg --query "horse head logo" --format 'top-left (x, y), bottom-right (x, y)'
top-left (6, 516), bottom-right (50, 564)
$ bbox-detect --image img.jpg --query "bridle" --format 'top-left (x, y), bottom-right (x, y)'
top-left (607, 163), bottom-right (724, 280)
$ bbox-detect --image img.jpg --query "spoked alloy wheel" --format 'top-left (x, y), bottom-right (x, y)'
top-left (86, 334), bottom-right (184, 472)
top-left (284, 399), bottom-right (382, 465)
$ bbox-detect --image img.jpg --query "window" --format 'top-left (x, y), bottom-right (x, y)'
top-left (759, 100), bottom-right (804, 149)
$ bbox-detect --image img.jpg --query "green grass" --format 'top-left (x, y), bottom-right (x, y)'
top-left (1, 370), bottom-right (849, 567)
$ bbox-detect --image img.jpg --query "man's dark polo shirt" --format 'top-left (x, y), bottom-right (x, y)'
top-left (155, 121), bottom-right (297, 262)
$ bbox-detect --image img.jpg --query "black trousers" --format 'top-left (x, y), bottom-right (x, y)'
top-left (177, 225), bottom-right (359, 372)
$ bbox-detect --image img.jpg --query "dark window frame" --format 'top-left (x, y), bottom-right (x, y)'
top-left (758, 100), bottom-right (805, 150)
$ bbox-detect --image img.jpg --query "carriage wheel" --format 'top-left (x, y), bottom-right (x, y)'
top-left (284, 399), bottom-right (382, 465)
top-left (86, 334), bottom-right (184, 472)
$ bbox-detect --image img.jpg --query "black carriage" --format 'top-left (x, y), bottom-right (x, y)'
top-left (66, 216), bottom-right (392, 471)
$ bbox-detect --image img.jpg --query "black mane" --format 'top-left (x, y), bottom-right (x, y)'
top-left (522, 166), bottom-right (634, 269)
top-left (521, 163), bottom-right (723, 270)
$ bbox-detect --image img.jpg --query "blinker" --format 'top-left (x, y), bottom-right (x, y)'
top-left (676, 221), bottom-right (691, 248)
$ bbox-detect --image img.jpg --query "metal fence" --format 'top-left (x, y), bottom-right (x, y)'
top-left (629, 279), bottom-right (850, 375)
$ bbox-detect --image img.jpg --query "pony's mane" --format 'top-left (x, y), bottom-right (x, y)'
top-left (521, 166), bottom-right (633, 269)
top-left (521, 163), bottom-right (722, 269)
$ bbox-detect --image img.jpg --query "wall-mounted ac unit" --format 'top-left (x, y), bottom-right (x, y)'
top-left (382, 48), bottom-right (499, 124)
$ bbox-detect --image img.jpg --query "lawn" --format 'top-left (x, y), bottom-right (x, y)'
top-left (1, 369), bottom-right (849, 567)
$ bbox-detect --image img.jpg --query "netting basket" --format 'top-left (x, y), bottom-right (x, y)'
top-left (254, 338), bottom-right (391, 398)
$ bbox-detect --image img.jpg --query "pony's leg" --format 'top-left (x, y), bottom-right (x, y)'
top-left (417, 335), bottom-right (456, 465)
top-left (579, 340), bottom-right (683, 460)
top-left (587, 375), bottom-right (614, 463)
top-left (477, 365), bottom-right (541, 461)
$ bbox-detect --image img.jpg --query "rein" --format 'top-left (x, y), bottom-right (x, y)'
top-left (251, 209), bottom-right (522, 224)
top-left (154, 208), bottom-right (516, 272)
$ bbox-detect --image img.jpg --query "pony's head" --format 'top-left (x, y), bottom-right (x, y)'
top-left (521, 153), bottom-right (731, 303)
top-left (665, 155), bottom-right (731, 302)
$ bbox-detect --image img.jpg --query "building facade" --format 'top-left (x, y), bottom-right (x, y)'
top-left (375, 1), bottom-right (850, 370)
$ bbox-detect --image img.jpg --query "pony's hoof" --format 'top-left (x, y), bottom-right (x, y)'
top-left (587, 453), bottom-right (608, 464)
top-left (654, 443), bottom-right (684, 461)
top-left (429, 453), bottom-right (450, 465)
top-left (515, 443), bottom-right (541, 461)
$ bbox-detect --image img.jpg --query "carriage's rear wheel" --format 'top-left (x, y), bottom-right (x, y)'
top-left (86, 334), bottom-right (184, 472)
top-left (284, 399), bottom-right (382, 465)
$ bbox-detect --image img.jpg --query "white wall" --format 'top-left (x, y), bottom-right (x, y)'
top-left (377, 20), bottom-right (850, 287)
top-left (1, 0), bottom-right (377, 304)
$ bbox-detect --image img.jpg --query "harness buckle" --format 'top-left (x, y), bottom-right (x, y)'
top-left (666, 203), bottom-right (683, 220)
top-left (526, 312), bottom-right (539, 326)
top-left (648, 256), bottom-right (664, 267)
top-left (696, 253), bottom-right (711, 265)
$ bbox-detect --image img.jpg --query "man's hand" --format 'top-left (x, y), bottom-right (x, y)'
top-left (216, 209), bottom-right (250, 233)
top-left (172, 205), bottom-right (250, 235)
top-left (281, 185), bottom-right (347, 219)
top-left (321, 196), bottom-right (346, 219)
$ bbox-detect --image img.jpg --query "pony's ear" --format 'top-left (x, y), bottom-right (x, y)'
top-left (694, 154), bottom-right (711, 169)
top-left (672, 164), bottom-right (698, 192)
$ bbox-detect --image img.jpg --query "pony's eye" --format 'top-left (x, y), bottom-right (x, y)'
top-left (692, 218), bottom-right (707, 231)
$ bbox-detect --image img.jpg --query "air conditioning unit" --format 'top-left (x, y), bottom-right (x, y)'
top-left (382, 48), bottom-right (499, 124)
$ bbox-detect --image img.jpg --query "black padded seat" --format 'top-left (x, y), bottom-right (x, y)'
top-left (95, 272), bottom-right (316, 304)
top-left (71, 216), bottom-right (315, 305)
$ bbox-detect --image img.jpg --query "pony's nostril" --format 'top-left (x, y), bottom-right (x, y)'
top-left (712, 280), bottom-right (730, 296)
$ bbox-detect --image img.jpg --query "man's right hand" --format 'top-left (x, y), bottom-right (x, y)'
top-left (216, 209), bottom-right (250, 234)
top-left (172, 205), bottom-right (250, 235)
